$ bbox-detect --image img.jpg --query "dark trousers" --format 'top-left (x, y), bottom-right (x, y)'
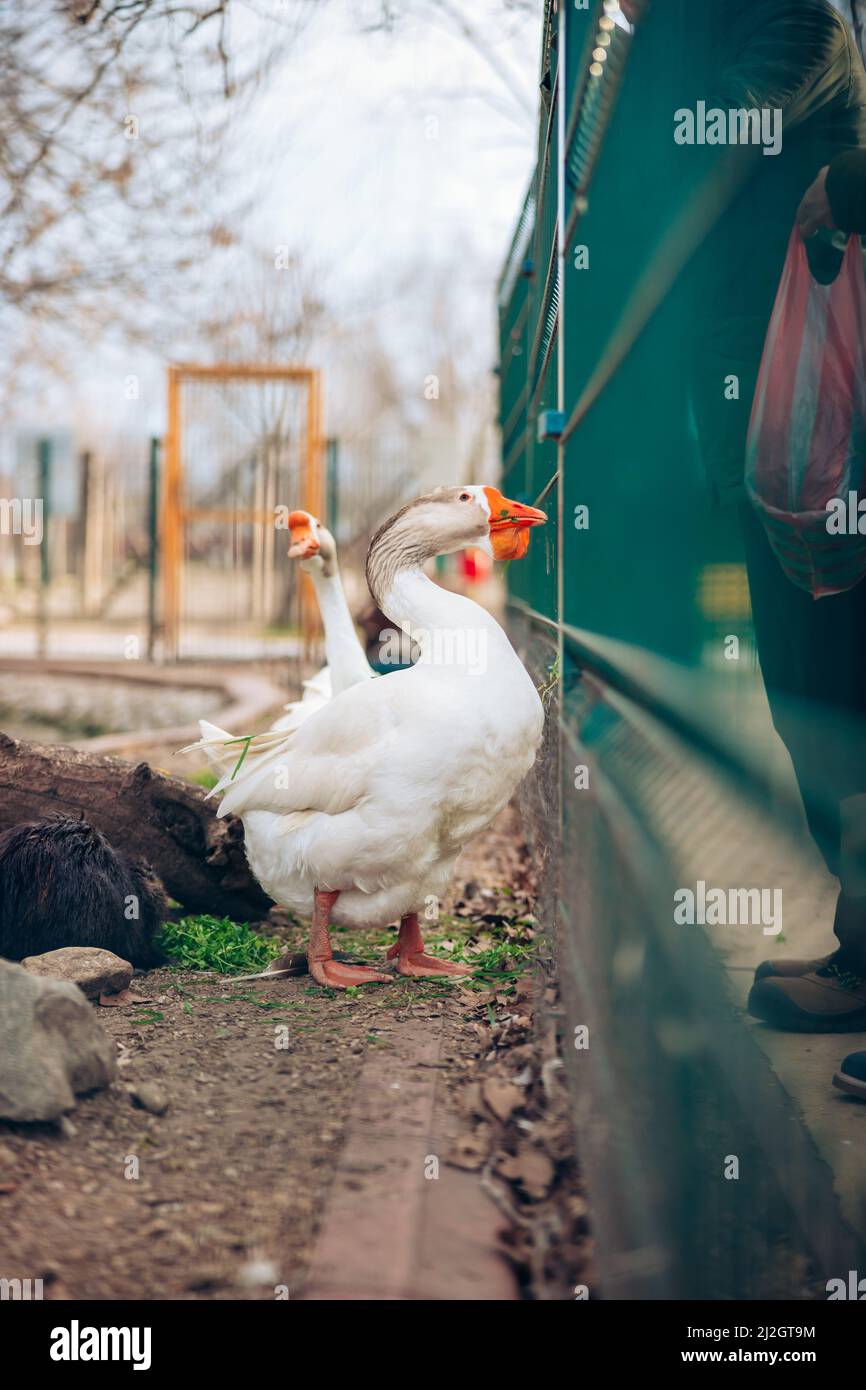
top-left (740, 503), bottom-right (866, 969)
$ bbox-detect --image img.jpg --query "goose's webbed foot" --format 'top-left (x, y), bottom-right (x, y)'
top-left (387, 913), bottom-right (472, 979)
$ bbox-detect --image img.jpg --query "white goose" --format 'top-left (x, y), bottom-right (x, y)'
top-left (188, 485), bottom-right (546, 989)
top-left (271, 510), bottom-right (373, 733)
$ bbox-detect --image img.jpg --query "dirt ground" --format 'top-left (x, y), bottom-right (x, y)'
top-left (0, 806), bottom-right (587, 1300)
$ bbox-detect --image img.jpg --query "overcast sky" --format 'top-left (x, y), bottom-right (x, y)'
top-left (247, 0), bottom-right (539, 300)
top-left (22, 0), bottom-right (541, 444)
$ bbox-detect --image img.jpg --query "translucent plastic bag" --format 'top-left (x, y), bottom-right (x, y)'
top-left (746, 226), bottom-right (866, 598)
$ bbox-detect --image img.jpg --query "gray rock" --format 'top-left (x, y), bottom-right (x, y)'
top-left (128, 1082), bottom-right (169, 1115)
top-left (21, 947), bottom-right (133, 999)
top-left (0, 959), bottom-right (116, 1122)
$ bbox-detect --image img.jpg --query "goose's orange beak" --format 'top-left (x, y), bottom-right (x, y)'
top-left (288, 510), bottom-right (320, 560)
top-left (483, 487), bottom-right (546, 561)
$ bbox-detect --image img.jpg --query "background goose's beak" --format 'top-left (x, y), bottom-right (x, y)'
top-left (483, 487), bottom-right (546, 560)
top-left (288, 510), bottom-right (320, 559)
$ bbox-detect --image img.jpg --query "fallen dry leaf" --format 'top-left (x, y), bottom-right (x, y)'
top-left (457, 1082), bottom-right (485, 1120)
top-left (512, 1146), bottom-right (555, 1201)
top-left (482, 1078), bottom-right (525, 1123)
top-left (98, 989), bottom-right (144, 1007)
top-left (448, 1126), bottom-right (493, 1172)
top-left (494, 1151), bottom-right (523, 1182)
top-left (566, 1193), bottom-right (590, 1222)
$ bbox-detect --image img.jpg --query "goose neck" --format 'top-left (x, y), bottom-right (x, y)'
top-left (380, 568), bottom-right (501, 677)
top-left (308, 562), bottom-right (370, 690)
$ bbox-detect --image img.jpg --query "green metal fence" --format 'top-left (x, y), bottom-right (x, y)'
top-left (500, 0), bottom-right (866, 1300)
top-left (499, 0), bottom-right (754, 669)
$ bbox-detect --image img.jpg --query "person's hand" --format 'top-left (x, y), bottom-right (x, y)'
top-left (797, 165), bottom-right (834, 238)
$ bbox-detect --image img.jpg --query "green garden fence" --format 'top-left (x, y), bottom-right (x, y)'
top-left (500, 0), bottom-right (866, 1300)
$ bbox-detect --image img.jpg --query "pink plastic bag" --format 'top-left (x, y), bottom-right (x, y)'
top-left (746, 226), bottom-right (866, 598)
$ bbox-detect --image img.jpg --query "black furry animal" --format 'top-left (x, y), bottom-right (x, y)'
top-left (0, 817), bottom-right (167, 968)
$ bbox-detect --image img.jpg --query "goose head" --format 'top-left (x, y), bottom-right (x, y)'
top-left (366, 485), bottom-right (546, 604)
top-left (287, 510), bottom-right (338, 578)
top-left (388, 485), bottom-right (546, 560)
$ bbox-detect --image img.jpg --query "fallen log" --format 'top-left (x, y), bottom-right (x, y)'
top-left (0, 732), bottom-right (273, 922)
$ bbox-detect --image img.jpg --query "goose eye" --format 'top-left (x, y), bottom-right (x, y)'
top-left (459, 492), bottom-right (472, 502)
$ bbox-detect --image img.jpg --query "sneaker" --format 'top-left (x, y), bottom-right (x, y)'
top-left (747, 960), bottom-right (866, 1032)
top-left (832, 1051), bottom-right (866, 1099)
top-left (753, 952), bottom-right (835, 984)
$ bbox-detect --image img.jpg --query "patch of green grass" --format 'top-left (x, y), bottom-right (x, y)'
top-left (455, 939), bottom-right (533, 989)
top-left (157, 914), bottom-right (281, 974)
top-left (537, 657), bottom-right (560, 708)
top-left (187, 767), bottom-right (219, 790)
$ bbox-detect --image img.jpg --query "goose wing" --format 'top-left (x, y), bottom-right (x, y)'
top-left (185, 676), bottom-right (403, 820)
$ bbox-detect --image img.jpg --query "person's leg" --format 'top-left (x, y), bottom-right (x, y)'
top-left (739, 504), bottom-right (841, 870)
top-left (740, 504), bottom-right (866, 984)
top-left (833, 814), bottom-right (866, 974)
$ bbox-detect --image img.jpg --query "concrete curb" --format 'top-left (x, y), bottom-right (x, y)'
top-left (0, 659), bottom-right (286, 757)
top-left (302, 1019), bottom-right (517, 1301)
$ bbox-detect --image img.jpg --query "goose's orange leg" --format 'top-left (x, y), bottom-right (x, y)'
top-left (387, 913), bottom-right (472, 979)
top-left (308, 889), bottom-right (390, 989)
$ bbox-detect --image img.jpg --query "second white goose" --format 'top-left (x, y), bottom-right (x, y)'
top-left (271, 510), bottom-right (373, 734)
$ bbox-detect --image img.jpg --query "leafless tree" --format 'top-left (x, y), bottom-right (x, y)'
top-left (0, 1), bottom-right (313, 373)
top-left (345, 0), bottom-right (536, 127)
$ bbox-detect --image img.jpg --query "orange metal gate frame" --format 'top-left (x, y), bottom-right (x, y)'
top-left (161, 363), bottom-right (324, 661)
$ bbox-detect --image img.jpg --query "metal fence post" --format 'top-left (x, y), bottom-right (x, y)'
top-left (36, 437), bottom-right (51, 658)
top-left (326, 436), bottom-right (339, 538)
top-left (147, 436), bottom-right (160, 662)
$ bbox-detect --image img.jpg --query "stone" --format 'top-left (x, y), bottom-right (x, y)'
top-left (128, 1083), bottom-right (169, 1115)
top-left (0, 959), bottom-right (116, 1122)
top-left (21, 947), bottom-right (133, 999)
